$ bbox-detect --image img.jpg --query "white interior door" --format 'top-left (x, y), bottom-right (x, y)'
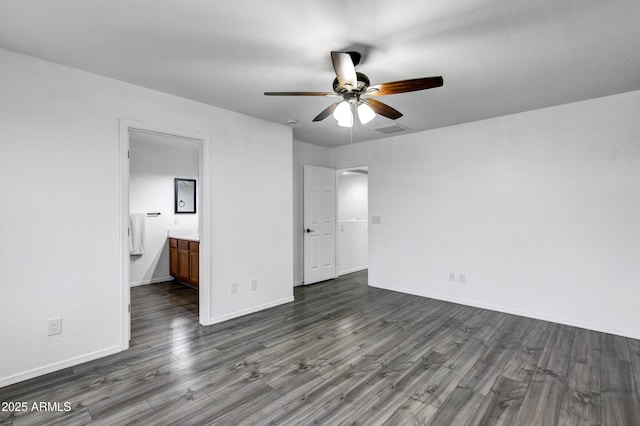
top-left (304, 165), bottom-right (336, 284)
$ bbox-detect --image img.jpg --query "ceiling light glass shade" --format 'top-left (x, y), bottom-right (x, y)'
top-left (333, 101), bottom-right (353, 127)
top-left (337, 117), bottom-right (353, 128)
top-left (333, 101), bottom-right (352, 121)
top-left (357, 103), bottom-right (375, 124)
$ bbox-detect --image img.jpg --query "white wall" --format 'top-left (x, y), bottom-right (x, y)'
top-left (337, 173), bottom-right (368, 221)
top-left (337, 173), bottom-right (368, 275)
top-left (0, 48), bottom-right (293, 386)
top-left (129, 133), bottom-right (199, 286)
top-left (292, 140), bottom-right (330, 284)
top-left (330, 90), bottom-right (640, 340)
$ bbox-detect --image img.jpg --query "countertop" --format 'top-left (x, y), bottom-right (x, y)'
top-left (169, 235), bottom-right (199, 242)
top-left (167, 229), bottom-right (200, 242)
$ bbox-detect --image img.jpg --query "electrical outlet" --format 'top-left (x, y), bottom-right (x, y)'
top-left (449, 272), bottom-right (456, 282)
top-left (48, 318), bottom-right (62, 336)
top-left (250, 279), bottom-right (258, 291)
top-left (458, 274), bottom-right (466, 284)
top-left (230, 282), bottom-right (238, 294)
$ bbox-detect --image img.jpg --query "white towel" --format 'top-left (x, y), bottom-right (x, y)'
top-left (129, 213), bottom-right (145, 255)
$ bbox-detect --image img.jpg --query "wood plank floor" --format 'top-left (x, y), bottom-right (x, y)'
top-left (2, 270), bottom-right (640, 425)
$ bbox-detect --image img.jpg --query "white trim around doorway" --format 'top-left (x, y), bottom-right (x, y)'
top-left (118, 118), bottom-right (211, 350)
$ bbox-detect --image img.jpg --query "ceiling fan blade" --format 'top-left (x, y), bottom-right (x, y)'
top-left (368, 76), bottom-right (443, 96)
top-left (365, 98), bottom-right (403, 120)
top-left (312, 102), bottom-right (341, 122)
top-left (331, 51), bottom-right (357, 89)
top-left (264, 91), bottom-right (337, 96)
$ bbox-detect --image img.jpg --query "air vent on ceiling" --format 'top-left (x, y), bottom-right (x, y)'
top-left (373, 123), bottom-right (409, 134)
top-left (350, 169), bottom-right (368, 175)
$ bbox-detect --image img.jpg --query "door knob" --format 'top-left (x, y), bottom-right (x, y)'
top-left (305, 228), bottom-right (314, 233)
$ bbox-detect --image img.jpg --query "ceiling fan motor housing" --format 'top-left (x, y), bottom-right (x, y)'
top-left (333, 72), bottom-right (370, 96)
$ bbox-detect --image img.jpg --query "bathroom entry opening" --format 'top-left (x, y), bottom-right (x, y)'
top-left (119, 119), bottom-right (209, 349)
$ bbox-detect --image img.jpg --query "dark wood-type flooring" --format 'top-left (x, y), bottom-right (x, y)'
top-left (2, 270), bottom-right (640, 425)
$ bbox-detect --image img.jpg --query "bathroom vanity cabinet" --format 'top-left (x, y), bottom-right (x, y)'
top-left (169, 238), bottom-right (199, 288)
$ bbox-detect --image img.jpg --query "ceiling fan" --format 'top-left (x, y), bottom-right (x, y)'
top-left (264, 51), bottom-right (443, 127)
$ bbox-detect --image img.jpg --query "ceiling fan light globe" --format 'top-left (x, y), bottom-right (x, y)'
top-left (358, 103), bottom-right (375, 124)
top-left (333, 101), bottom-right (352, 122)
top-left (337, 116), bottom-right (353, 128)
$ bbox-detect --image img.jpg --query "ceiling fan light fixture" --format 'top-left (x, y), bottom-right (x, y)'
top-left (357, 102), bottom-right (375, 124)
top-left (337, 116), bottom-right (353, 128)
top-left (333, 101), bottom-right (351, 122)
top-left (265, 51), bottom-right (444, 132)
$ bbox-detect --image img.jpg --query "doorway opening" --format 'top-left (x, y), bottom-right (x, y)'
top-left (336, 167), bottom-right (368, 276)
top-left (119, 119), bottom-right (209, 349)
top-left (301, 164), bottom-right (369, 285)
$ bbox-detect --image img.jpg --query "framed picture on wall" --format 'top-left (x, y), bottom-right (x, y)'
top-left (175, 178), bottom-right (196, 214)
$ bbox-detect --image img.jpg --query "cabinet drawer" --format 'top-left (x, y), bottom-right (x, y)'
top-left (189, 241), bottom-right (199, 252)
top-left (169, 238), bottom-right (177, 248)
top-left (177, 240), bottom-right (189, 250)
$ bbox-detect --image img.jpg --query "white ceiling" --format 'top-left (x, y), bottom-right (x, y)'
top-left (1, 0), bottom-right (639, 148)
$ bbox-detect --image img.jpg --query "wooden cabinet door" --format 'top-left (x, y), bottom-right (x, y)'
top-left (189, 250), bottom-right (199, 287)
top-left (177, 249), bottom-right (190, 282)
top-left (169, 247), bottom-right (178, 277)
top-left (169, 238), bottom-right (199, 288)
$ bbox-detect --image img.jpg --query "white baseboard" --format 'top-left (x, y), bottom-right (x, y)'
top-left (293, 280), bottom-right (304, 287)
top-left (0, 345), bottom-right (123, 388)
top-left (368, 281), bottom-right (640, 341)
top-left (206, 296), bottom-right (295, 326)
top-left (130, 276), bottom-right (173, 287)
top-left (338, 266), bottom-right (368, 276)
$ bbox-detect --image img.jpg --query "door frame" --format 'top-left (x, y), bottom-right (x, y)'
top-left (119, 118), bottom-right (211, 348)
top-left (335, 165), bottom-right (369, 277)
